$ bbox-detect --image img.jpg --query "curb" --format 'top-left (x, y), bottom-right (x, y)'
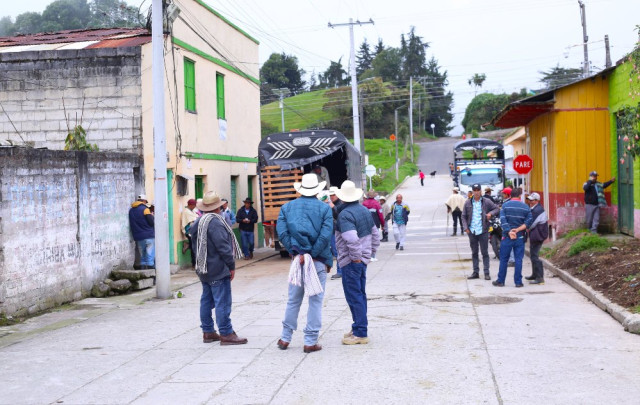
top-left (387, 175), bottom-right (412, 197)
top-left (533, 252), bottom-right (640, 334)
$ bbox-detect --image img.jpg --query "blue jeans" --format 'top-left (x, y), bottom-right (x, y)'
top-left (240, 231), bottom-right (254, 257)
top-left (330, 235), bottom-right (342, 275)
top-left (341, 261), bottom-right (368, 337)
top-left (281, 260), bottom-right (328, 346)
top-left (136, 238), bottom-right (155, 267)
top-left (497, 236), bottom-right (525, 285)
top-left (200, 277), bottom-right (233, 336)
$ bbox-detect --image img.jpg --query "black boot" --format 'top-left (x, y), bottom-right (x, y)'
top-left (381, 231), bottom-right (388, 242)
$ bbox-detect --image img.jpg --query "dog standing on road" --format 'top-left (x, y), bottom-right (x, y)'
top-left (429, 171), bottom-right (437, 178)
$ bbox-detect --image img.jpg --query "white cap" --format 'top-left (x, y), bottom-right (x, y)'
top-left (137, 194), bottom-right (147, 201)
top-left (526, 192), bottom-right (541, 201)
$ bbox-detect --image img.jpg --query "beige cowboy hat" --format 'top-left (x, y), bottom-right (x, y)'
top-left (294, 173), bottom-right (326, 197)
top-left (366, 190), bottom-right (378, 199)
top-left (336, 180), bottom-right (363, 203)
top-left (196, 191), bottom-right (225, 212)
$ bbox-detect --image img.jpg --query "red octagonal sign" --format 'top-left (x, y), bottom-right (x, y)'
top-left (513, 154), bottom-right (533, 175)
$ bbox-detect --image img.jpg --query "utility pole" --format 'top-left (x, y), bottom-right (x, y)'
top-left (152, 0), bottom-right (170, 299)
top-left (605, 35), bottom-right (612, 68)
top-left (578, 0), bottom-right (590, 76)
top-left (272, 88), bottom-right (290, 132)
top-left (409, 77), bottom-right (414, 163)
top-left (394, 109), bottom-right (399, 182)
top-left (328, 18), bottom-right (374, 155)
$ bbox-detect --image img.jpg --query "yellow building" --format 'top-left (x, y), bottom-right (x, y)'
top-left (493, 70), bottom-right (614, 236)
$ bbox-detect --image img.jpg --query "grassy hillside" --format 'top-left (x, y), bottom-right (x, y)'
top-left (261, 89), bottom-right (334, 133)
top-left (364, 138), bottom-right (419, 194)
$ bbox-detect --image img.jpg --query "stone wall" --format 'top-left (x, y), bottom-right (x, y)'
top-left (0, 147), bottom-right (142, 316)
top-left (0, 47), bottom-right (142, 152)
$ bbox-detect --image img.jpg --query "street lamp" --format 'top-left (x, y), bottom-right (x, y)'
top-left (394, 105), bottom-right (407, 182)
top-left (430, 123), bottom-right (435, 138)
top-left (272, 88), bottom-right (290, 132)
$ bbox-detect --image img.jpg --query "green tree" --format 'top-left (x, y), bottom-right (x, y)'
top-left (375, 38), bottom-right (385, 55)
top-left (259, 52), bottom-right (306, 104)
top-left (461, 89), bottom-right (528, 132)
top-left (399, 27), bottom-right (428, 80)
top-left (421, 57), bottom-right (454, 136)
top-left (371, 48), bottom-right (402, 82)
top-left (89, 0), bottom-right (140, 28)
top-left (320, 58), bottom-right (348, 88)
top-left (356, 39), bottom-right (373, 77)
top-left (41, 0), bottom-right (92, 32)
top-left (468, 73), bottom-right (486, 95)
top-left (12, 12), bottom-right (43, 34)
top-left (539, 64), bottom-right (583, 89)
top-left (0, 16), bottom-right (14, 36)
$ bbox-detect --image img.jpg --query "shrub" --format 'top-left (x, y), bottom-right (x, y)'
top-left (563, 228), bottom-right (589, 239)
top-left (568, 234), bottom-right (611, 257)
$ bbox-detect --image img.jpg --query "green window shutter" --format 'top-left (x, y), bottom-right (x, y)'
top-left (230, 176), bottom-right (237, 212)
top-left (195, 176), bottom-right (204, 199)
top-left (184, 58), bottom-right (196, 112)
top-left (216, 73), bottom-right (225, 119)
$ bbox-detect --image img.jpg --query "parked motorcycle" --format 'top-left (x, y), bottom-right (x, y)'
top-left (488, 216), bottom-right (502, 259)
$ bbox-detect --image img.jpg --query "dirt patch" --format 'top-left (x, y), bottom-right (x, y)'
top-left (544, 234), bottom-right (640, 311)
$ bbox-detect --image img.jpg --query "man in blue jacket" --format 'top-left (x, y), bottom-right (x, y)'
top-left (276, 174), bottom-right (333, 353)
top-left (129, 194), bottom-right (155, 269)
top-left (493, 187), bottom-right (533, 287)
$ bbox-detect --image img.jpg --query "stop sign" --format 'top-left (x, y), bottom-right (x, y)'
top-left (513, 154), bottom-right (533, 175)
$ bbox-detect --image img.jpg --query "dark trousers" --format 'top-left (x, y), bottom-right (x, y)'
top-left (341, 262), bottom-right (368, 338)
top-left (420, 178), bottom-right (424, 186)
top-left (468, 232), bottom-right (490, 276)
top-left (530, 241), bottom-right (544, 280)
top-left (451, 210), bottom-right (463, 234)
top-left (186, 234), bottom-right (196, 266)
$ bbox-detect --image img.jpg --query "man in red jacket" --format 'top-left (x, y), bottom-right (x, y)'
top-left (363, 190), bottom-right (384, 261)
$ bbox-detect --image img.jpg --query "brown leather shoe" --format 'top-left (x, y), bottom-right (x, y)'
top-left (220, 332), bottom-right (248, 345)
top-left (277, 339), bottom-right (289, 350)
top-left (303, 344), bottom-right (322, 353)
top-left (202, 332), bottom-right (220, 343)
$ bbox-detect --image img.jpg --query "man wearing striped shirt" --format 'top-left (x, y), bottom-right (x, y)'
top-left (493, 187), bottom-right (533, 288)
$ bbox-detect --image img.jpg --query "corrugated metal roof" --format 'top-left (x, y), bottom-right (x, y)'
top-left (0, 28), bottom-right (150, 51)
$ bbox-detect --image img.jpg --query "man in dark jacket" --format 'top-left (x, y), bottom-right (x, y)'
top-left (583, 171), bottom-right (615, 234)
top-left (129, 194), bottom-right (155, 269)
top-left (525, 192), bottom-right (548, 285)
top-left (190, 191), bottom-right (247, 345)
top-left (236, 197), bottom-right (258, 259)
top-left (461, 184), bottom-right (500, 280)
top-left (276, 174), bottom-right (333, 353)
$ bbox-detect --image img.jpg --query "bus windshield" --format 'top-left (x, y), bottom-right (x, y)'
top-left (460, 168), bottom-right (503, 185)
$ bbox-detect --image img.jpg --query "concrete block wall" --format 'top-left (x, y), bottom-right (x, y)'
top-left (0, 147), bottom-right (141, 316)
top-left (0, 48), bottom-right (143, 152)
top-left (555, 206), bottom-right (617, 236)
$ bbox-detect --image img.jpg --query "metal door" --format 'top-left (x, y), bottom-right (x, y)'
top-left (617, 118), bottom-right (634, 235)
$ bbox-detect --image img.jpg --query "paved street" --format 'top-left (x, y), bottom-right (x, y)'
top-left (2, 153), bottom-right (640, 404)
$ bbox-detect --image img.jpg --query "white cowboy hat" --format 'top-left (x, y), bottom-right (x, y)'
top-left (328, 186), bottom-right (338, 196)
top-left (196, 191), bottom-right (225, 212)
top-left (294, 173), bottom-right (326, 197)
top-left (336, 180), bottom-right (363, 203)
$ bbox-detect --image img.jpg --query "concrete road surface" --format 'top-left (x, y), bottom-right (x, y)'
top-left (2, 141), bottom-right (640, 404)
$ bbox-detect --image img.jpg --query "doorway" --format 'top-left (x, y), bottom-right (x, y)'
top-left (617, 117), bottom-right (634, 235)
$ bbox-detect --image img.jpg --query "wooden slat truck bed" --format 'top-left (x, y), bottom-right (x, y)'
top-left (260, 165), bottom-right (303, 222)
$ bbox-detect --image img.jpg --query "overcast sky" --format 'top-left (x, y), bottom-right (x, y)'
top-left (6, 0), bottom-right (640, 134)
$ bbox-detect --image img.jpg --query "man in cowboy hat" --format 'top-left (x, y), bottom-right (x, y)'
top-left (129, 194), bottom-right (155, 269)
top-left (189, 191), bottom-right (248, 345)
top-left (445, 187), bottom-right (466, 236)
top-left (276, 174), bottom-right (333, 353)
top-left (236, 197), bottom-right (258, 259)
top-left (335, 180), bottom-right (380, 345)
top-left (483, 187), bottom-right (496, 203)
